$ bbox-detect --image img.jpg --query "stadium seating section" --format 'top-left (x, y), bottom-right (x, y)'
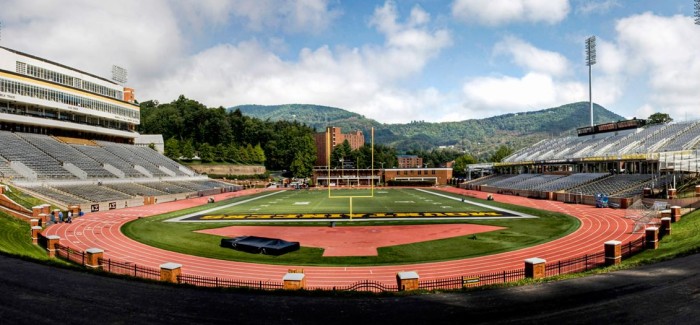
top-left (0, 130), bottom-right (233, 205)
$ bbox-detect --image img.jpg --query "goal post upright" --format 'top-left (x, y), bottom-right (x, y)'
top-left (325, 127), bottom-right (375, 219)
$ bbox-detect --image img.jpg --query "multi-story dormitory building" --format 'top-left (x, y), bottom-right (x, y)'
top-left (0, 47), bottom-right (234, 212)
top-left (463, 118), bottom-right (700, 207)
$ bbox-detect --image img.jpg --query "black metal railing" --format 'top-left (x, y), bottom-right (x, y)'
top-left (177, 274), bottom-right (283, 290)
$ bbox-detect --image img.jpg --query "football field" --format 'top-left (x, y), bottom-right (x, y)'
top-left (169, 188), bottom-right (534, 222)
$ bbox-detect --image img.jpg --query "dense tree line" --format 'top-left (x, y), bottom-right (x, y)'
top-left (329, 140), bottom-right (398, 170)
top-left (139, 96), bottom-right (317, 177)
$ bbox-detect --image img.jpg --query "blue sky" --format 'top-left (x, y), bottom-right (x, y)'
top-left (1, 0), bottom-right (698, 123)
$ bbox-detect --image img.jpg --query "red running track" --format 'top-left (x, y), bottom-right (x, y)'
top-left (44, 188), bottom-right (640, 288)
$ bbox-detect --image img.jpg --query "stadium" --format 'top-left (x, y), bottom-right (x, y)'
top-left (1, 44), bottom-right (698, 297)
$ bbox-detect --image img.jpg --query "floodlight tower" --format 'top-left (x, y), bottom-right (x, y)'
top-left (695, 0), bottom-right (700, 25)
top-left (585, 36), bottom-right (597, 127)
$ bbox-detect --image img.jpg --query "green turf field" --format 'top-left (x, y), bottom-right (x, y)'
top-left (172, 188), bottom-right (528, 221)
top-left (123, 188), bottom-right (579, 266)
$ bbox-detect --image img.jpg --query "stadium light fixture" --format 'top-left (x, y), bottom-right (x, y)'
top-left (695, 0), bottom-right (700, 25)
top-left (586, 36), bottom-right (597, 127)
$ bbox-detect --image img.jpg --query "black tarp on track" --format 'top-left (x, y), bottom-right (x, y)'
top-left (220, 236), bottom-right (300, 255)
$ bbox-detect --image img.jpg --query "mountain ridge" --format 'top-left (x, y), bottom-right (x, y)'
top-left (232, 102), bottom-right (625, 158)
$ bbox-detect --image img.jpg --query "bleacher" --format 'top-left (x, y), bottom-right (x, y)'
top-left (0, 130), bottom-right (236, 206)
top-left (533, 173), bottom-right (609, 192)
top-left (0, 131), bottom-right (74, 179)
top-left (568, 174), bottom-right (652, 196)
top-left (17, 133), bottom-right (116, 179)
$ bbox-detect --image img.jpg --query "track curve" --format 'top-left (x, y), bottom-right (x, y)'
top-left (44, 188), bottom-right (640, 288)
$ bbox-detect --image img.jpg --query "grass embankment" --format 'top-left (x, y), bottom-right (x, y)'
top-left (122, 189), bottom-right (580, 266)
top-left (3, 184), bottom-right (49, 210)
top-left (0, 211), bottom-right (51, 260)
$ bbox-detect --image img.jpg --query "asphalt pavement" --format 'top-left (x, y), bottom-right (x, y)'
top-left (0, 252), bottom-right (698, 324)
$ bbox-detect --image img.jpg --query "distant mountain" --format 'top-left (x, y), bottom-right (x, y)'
top-left (232, 102), bottom-right (625, 159)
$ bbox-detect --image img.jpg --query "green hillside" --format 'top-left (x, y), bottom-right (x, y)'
top-left (234, 102), bottom-right (624, 159)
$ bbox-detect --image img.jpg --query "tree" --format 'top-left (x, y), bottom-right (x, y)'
top-left (214, 144), bottom-right (227, 162)
top-left (489, 145), bottom-right (513, 163)
top-left (452, 154), bottom-right (478, 177)
top-left (181, 140), bottom-right (195, 160)
top-left (253, 143), bottom-right (266, 164)
top-left (198, 143), bottom-right (215, 162)
top-left (164, 137), bottom-right (181, 160)
top-left (647, 112), bottom-right (673, 125)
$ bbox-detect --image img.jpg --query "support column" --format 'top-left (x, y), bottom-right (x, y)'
top-left (160, 263), bottom-right (182, 283)
top-left (524, 258), bottom-right (546, 279)
top-left (660, 209), bottom-right (671, 222)
top-left (642, 188), bottom-right (651, 198)
top-left (604, 240), bottom-right (622, 266)
top-left (695, 185), bottom-right (700, 198)
top-left (670, 206), bottom-right (681, 223)
top-left (46, 235), bottom-right (60, 258)
top-left (660, 217), bottom-right (672, 237)
top-left (30, 218), bottom-right (39, 227)
top-left (85, 248), bottom-right (104, 269)
top-left (31, 226), bottom-right (42, 245)
top-left (645, 227), bottom-right (659, 250)
top-left (396, 271), bottom-right (420, 291)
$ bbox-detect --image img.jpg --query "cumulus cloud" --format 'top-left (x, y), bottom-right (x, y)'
top-left (147, 1), bottom-right (453, 123)
top-left (494, 36), bottom-right (571, 77)
top-left (451, 0), bottom-right (570, 26)
top-left (612, 13), bottom-right (700, 120)
top-left (461, 73), bottom-right (585, 114)
top-left (174, 0), bottom-right (341, 33)
top-left (576, 0), bottom-right (621, 15)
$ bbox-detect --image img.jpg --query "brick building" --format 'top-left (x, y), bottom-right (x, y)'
top-left (314, 127), bottom-right (365, 166)
top-left (397, 155), bottom-right (423, 168)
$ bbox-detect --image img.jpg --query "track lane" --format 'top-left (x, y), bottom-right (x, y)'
top-left (44, 188), bottom-right (640, 287)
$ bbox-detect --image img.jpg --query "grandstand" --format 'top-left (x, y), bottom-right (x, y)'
top-left (0, 46), bottom-right (237, 211)
top-left (466, 118), bottom-right (700, 206)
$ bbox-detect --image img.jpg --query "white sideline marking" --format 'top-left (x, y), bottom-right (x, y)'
top-left (165, 191), bottom-right (286, 222)
top-left (294, 202), bottom-right (310, 205)
top-left (414, 188), bottom-right (538, 219)
top-left (395, 201), bottom-right (415, 203)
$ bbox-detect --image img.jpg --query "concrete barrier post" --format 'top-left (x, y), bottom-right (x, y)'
top-left (283, 272), bottom-right (306, 290)
top-left (667, 188), bottom-right (676, 199)
top-left (396, 271), bottom-right (420, 291)
top-left (660, 209), bottom-right (671, 222)
top-left (660, 217), bottom-right (672, 237)
top-left (160, 263), bottom-right (182, 283)
top-left (604, 241), bottom-right (622, 266)
top-left (642, 187), bottom-right (651, 198)
top-left (31, 226), bottom-right (42, 244)
top-left (670, 206), bottom-right (681, 223)
top-left (645, 227), bottom-right (659, 250)
top-left (38, 213), bottom-right (47, 226)
top-left (85, 248), bottom-right (104, 269)
top-left (696, 185), bottom-right (700, 198)
top-left (30, 218), bottom-right (39, 227)
top-left (524, 258), bottom-right (546, 279)
top-left (32, 206), bottom-right (42, 218)
top-left (46, 235), bottom-right (60, 258)
top-left (41, 204), bottom-right (51, 215)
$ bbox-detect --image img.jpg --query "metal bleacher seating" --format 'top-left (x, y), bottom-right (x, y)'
top-left (95, 141), bottom-right (170, 177)
top-left (568, 174), bottom-right (652, 196)
top-left (52, 184), bottom-right (134, 202)
top-left (507, 174), bottom-right (565, 190)
top-left (71, 144), bottom-right (145, 178)
top-left (533, 173), bottom-right (609, 192)
top-left (466, 174), bottom-right (518, 186)
top-left (103, 182), bottom-right (168, 196)
top-left (17, 133), bottom-right (116, 179)
top-left (0, 131), bottom-right (74, 179)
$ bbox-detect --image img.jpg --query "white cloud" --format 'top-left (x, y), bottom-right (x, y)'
top-left (451, 0), bottom-right (570, 26)
top-left (145, 1), bottom-right (453, 123)
top-left (576, 0), bottom-right (621, 15)
top-left (461, 73), bottom-right (585, 114)
top-left (611, 13), bottom-right (700, 120)
top-left (0, 0), bottom-right (183, 80)
top-left (174, 0), bottom-right (341, 33)
top-left (494, 36), bottom-right (571, 77)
